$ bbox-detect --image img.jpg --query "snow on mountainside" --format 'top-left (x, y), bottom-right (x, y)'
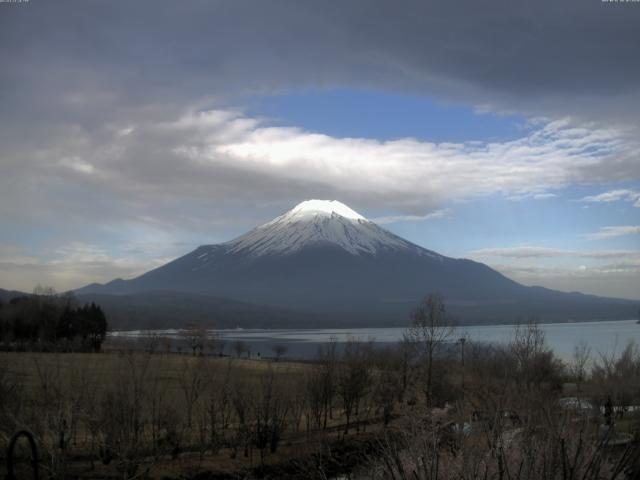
top-left (222, 199), bottom-right (441, 257)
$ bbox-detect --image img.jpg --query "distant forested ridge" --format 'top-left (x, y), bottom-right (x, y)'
top-left (0, 287), bottom-right (107, 352)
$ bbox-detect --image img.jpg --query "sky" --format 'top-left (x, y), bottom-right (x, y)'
top-left (0, 0), bottom-right (639, 300)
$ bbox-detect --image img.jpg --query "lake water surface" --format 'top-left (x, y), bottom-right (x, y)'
top-left (110, 319), bottom-right (640, 362)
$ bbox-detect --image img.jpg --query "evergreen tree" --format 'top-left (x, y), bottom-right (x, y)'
top-left (0, 291), bottom-right (108, 352)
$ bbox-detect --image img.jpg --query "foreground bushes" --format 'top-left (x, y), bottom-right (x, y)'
top-left (3, 317), bottom-right (640, 478)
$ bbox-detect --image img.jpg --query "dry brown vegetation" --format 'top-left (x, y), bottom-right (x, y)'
top-left (366, 318), bottom-right (640, 480)
top-left (0, 352), bottom-right (317, 478)
top-left (2, 297), bottom-right (640, 479)
top-left (0, 339), bottom-right (402, 479)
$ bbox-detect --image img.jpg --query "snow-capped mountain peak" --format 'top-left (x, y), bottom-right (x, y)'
top-left (286, 199), bottom-right (365, 221)
top-left (223, 199), bottom-right (434, 257)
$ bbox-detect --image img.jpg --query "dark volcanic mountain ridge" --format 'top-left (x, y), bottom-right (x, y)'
top-left (76, 200), bottom-right (637, 327)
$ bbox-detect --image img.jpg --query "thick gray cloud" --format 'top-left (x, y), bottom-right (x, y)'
top-left (2, 0), bottom-right (640, 129)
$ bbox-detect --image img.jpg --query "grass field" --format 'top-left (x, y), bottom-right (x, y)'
top-left (3, 350), bottom-right (310, 391)
top-left (0, 350), bottom-right (379, 479)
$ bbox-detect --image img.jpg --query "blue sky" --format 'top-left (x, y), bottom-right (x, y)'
top-left (246, 89), bottom-right (529, 143)
top-left (0, 0), bottom-right (639, 300)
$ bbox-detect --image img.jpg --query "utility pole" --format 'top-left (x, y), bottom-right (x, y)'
top-left (459, 337), bottom-right (466, 399)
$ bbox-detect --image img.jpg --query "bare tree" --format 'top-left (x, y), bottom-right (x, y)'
top-left (288, 375), bottom-right (307, 434)
top-left (405, 293), bottom-right (454, 407)
top-left (510, 321), bottom-right (563, 391)
top-left (178, 357), bottom-right (207, 429)
top-left (372, 347), bottom-right (402, 426)
top-left (95, 352), bottom-right (153, 479)
top-left (142, 333), bottom-right (161, 354)
top-left (305, 366), bottom-right (326, 433)
top-left (161, 336), bottom-right (172, 355)
top-left (316, 338), bottom-right (338, 429)
top-left (252, 368), bottom-right (290, 464)
top-left (271, 343), bottom-right (288, 361)
top-left (147, 356), bottom-right (170, 456)
top-left (373, 410), bottom-right (640, 480)
top-left (182, 324), bottom-right (208, 356)
top-left (397, 336), bottom-right (415, 403)
top-left (204, 359), bottom-right (233, 454)
top-left (207, 331), bottom-right (224, 357)
top-left (230, 376), bottom-right (252, 459)
top-left (232, 340), bottom-right (248, 358)
top-left (337, 338), bottom-right (372, 434)
top-left (592, 340), bottom-right (640, 419)
top-left (0, 357), bottom-right (22, 442)
top-left (570, 340), bottom-right (591, 397)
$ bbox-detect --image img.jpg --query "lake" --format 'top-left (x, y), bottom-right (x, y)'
top-left (109, 319), bottom-right (640, 362)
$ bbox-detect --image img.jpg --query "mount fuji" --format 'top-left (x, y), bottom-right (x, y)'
top-left (77, 200), bottom-right (637, 328)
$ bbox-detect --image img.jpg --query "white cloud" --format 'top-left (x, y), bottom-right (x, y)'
top-left (0, 243), bottom-right (39, 266)
top-left (507, 190), bottom-right (558, 201)
top-left (216, 116), bottom-right (619, 205)
top-left (470, 246), bottom-right (639, 259)
top-left (580, 189), bottom-right (640, 207)
top-left (3, 108), bottom-right (639, 226)
top-left (533, 193), bottom-right (557, 200)
top-left (469, 246), bottom-right (640, 299)
top-left (475, 256), bottom-right (640, 300)
top-left (58, 157), bottom-right (97, 175)
top-left (0, 242), bottom-right (174, 292)
top-left (583, 225), bottom-right (640, 240)
top-left (494, 262), bottom-right (640, 277)
top-left (372, 209), bottom-right (450, 225)
top-left (493, 262), bottom-right (640, 300)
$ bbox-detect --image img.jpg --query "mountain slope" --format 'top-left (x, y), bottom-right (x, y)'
top-left (0, 288), bottom-right (28, 302)
top-left (77, 200), bottom-right (638, 326)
